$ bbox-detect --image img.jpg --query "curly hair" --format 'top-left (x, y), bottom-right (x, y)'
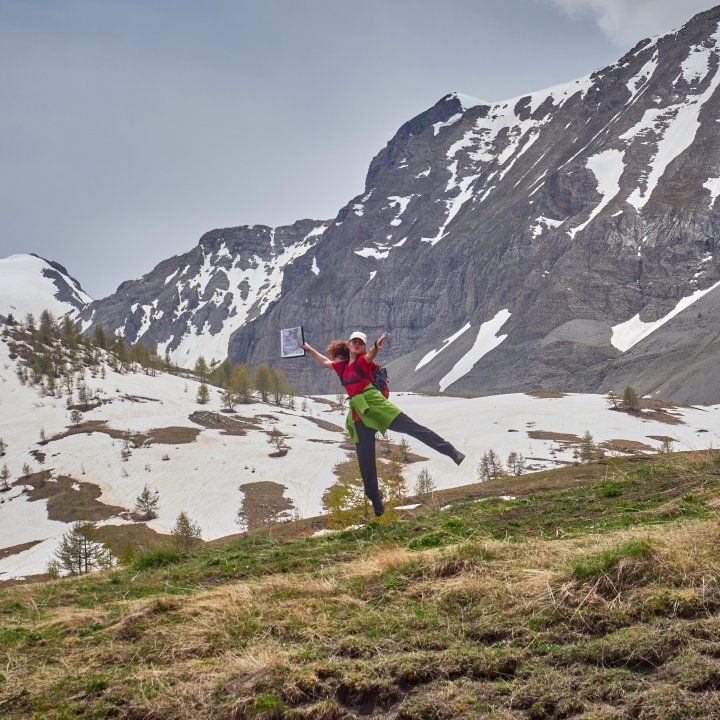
top-left (326, 340), bottom-right (349, 361)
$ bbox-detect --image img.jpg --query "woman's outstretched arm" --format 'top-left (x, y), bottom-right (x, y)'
top-left (303, 342), bottom-right (334, 368)
top-left (365, 331), bottom-right (388, 364)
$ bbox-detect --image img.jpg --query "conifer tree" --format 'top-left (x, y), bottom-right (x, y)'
top-left (170, 511), bottom-right (202, 551)
top-left (194, 356), bottom-right (209, 381)
top-left (255, 363), bottom-right (273, 402)
top-left (54, 522), bottom-right (113, 575)
top-left (622, 385), bottom-right (642, 412)
top-left (270, 368), bottom-right (291, 405)
top-left (0, 437), bottom-right (6, 456)
top-left (133, 485), bottom-right (160, 520)
top-left (230, 363), bottom-right (254, 404)
top-left (197, 382), bottom-right (210, 404)
top-left (93, 324), bottom-right (108, 350)
top-left (414, 467), bottom-right (437, 495)
top-left (579, 430), bottom-right (597, 463)
top-left (322, 458), bottom-right (406, 527)
top-left (222, 388), bottom-right (237, 411)
top-left (0, 464), bottom-right (10, 492)
top-left (478, 449), bottom-right (503, 482)
top-left (38, 310), bottom-right (58, 345)
top-left (507, 451), bottom-right (526, 476)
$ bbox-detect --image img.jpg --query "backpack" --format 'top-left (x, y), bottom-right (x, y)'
top-left (340, 359), bottom-right (390, 398)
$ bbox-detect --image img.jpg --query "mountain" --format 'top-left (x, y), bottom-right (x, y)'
top-left (76, 220), bottom-right (329, 369)
top-left (76, 6), bottom-right (720, 402)
top-left (0, 254), bottom-right (92, 320)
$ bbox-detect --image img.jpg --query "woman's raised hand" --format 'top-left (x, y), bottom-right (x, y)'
top-left (375, 332), bottom-right (389, 349)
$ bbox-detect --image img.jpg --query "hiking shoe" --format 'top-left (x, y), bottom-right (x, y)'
top-left (372, 499), bottom-right (385, 517)
top-left (451, 450), bottom-right (465, 466)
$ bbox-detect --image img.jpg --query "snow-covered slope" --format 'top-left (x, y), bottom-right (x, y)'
top-left (0, 254), bottom-right (91, 319)
top-left (3, 329), bottom-right (720, 581)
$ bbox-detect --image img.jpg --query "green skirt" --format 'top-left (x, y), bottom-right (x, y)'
top-left (345, 386), bottom-right (402, 444)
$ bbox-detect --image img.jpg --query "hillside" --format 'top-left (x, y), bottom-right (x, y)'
top-left (2, 451), bottom-right (720, 718)
top-left (4, 312), bottom-right (720, 582)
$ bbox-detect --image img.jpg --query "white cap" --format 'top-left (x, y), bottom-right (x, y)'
top-left (348, 331), bottom-right (367, 344)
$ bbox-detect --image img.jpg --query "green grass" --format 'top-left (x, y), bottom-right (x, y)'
top-left (3, 451), bottom-right (720, 719)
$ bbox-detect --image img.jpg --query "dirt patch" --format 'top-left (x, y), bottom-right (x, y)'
top-left (304, 416), bottom-right (345, 434)
top-left (20, 472), bottom-right (126, 522)
top-left (0, 539), bottom-right (42, 560)
top-left (601, 438), bottom-right (655, 453)
top-left (641, 409), bottom-right (685, 425)
top-left (136, 427), bottom-right (200, 445)
top-left (527, 430), bottom-right (581, 444)
top-left (189, 411), bottom-right (261, 435)
top-left (120, 394), bottom-right (162, 403)
top-left (526, 390), bottom-right (568, 399)
top-left (30, 449), bottom-right (46, 464)
top-left (648, 435), bottom-right (675, 443)
top-left (610, 406), bottom-right (685, 426)
top-left (45, 421), bottom-right (199, 447)
top-left (237, 481), bottom-right (296, 531)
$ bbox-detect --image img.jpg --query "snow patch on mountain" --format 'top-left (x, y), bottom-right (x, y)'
top-left (611, 278), bottom-right (720, 352)
top-left (439, 309), bottom-right (511, 391)
top-left (0, 254), bottom-right (92, 319)
top-left (415, 323), bottom-right (471, 371)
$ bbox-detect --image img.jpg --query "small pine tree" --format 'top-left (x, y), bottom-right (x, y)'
top-left (267, 426), bottom-right (287, 453)
top-left (579, 430), bottom-right (597, 463)
top-left (230, 363), bottom-right (254, 404)
top-left (171, 511), bottom-right (202, 551)
top-left (414, 467), bottom-right (436, 495)
top-left (69, 409), bottom-right (83, 426)
top-left (54, 522), bottom-right (113, 575)
top-left (194, 356), bottom-right (209, 381)
top-left (0, 437), bottom-right (6, 456)
top-left (391, 438), bottom-right (412, 463)
top-left (507, 451), bottom-right (526, 476)
top-left (0, 464), bottom-right (10, 492)
top-left (622, 385), bottom-right (641, 412)
top-left (255, 363), bottom-right (273, 403)
top-left (660, 438), bottom-right (674, 453)
top-left (222, 388), bottom-right (237, 411)
top-left (477, 449), bottom-right (503, 482)
top-left (197, 382), bottom-right (210, 405)
top-left (133, 485), bottom-right (160, 521)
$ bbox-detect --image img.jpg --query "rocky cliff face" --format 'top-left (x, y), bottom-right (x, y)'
top-left (81, 5), bottom-right (720, 403)
top-left (77, 220), bottom-right (329, 367)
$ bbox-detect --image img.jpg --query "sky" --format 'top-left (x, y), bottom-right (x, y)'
top-left (0, 0), bottom-right (715, 299)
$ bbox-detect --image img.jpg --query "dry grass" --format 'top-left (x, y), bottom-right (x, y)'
top-left (4, 452), bottom-right (720, 719)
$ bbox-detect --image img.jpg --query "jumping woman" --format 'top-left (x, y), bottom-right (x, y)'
top-left (303, 330), bottom-right (465, 517)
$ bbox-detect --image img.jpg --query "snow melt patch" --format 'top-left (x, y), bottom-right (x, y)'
top-left (439, 310), bottom-right (511, 391)
top-left (679, 45), bottom-right (713, 86)
top-left (433, 113), bottom-right (462, 135)
top-left (569, 149), bottom-right (625, 238)
top-left (531, 216), bottom-right (565, 238)
top-left (388, 195), bottom-right (414, 226)
top-left (611, 279), bottom-right (720, 352)
top-left (703, 177), bottom-right (720, 207)
top-left (415, 323), bottom-right (471, 371)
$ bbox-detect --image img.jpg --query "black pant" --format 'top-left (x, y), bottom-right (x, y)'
top-left (354, 412), bottom-right (457, 504)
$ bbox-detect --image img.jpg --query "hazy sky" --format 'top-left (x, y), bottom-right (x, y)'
top-left (0, 0), bottom-right (714, 298)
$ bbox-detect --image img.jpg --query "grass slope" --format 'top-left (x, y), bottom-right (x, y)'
top-left (2, 451), bottom-right (720, 719)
